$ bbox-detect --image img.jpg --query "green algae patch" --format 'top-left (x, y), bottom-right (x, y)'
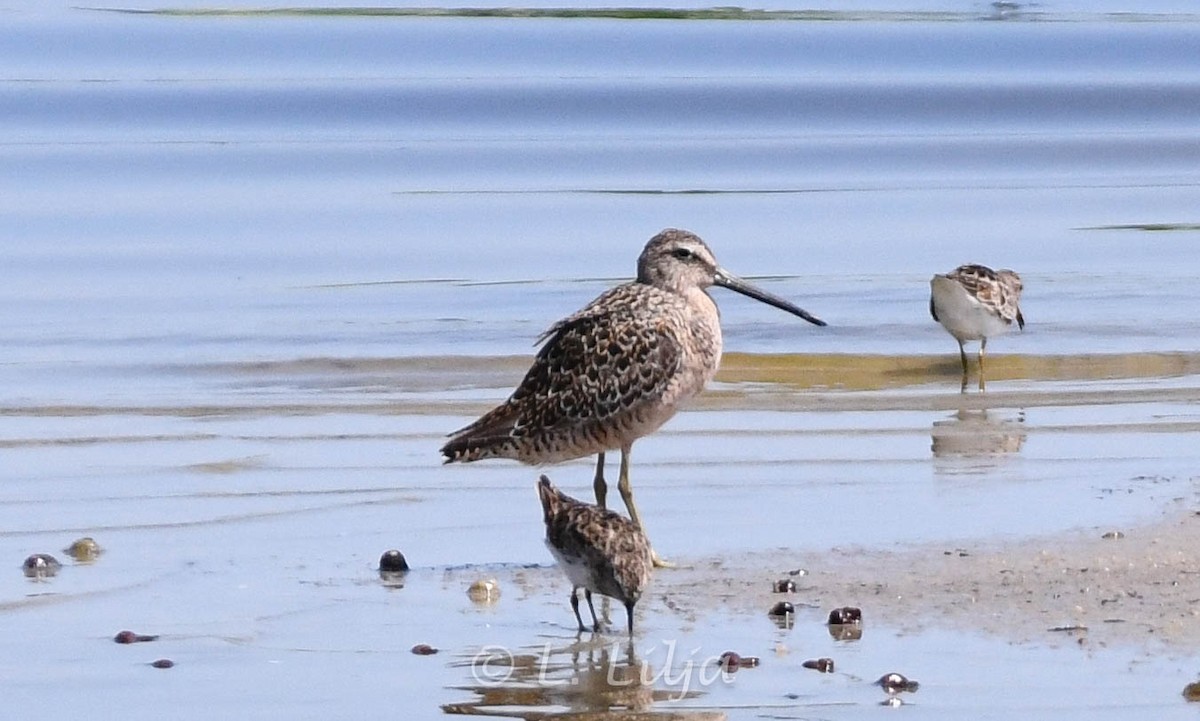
top-left (82, 6), bottom-right (989, 21)
top-left (716, 351), bottom-right (1200, 390)
top-left (1081, 223), bottom-right (1200, 232)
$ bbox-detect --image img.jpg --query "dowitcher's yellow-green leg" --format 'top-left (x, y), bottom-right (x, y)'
top-left (616, 445), bottom-right (673, 568)
top-left (978, 337), bottom-right (988, 392)
top-left (593, 452), bottom-right (608, 509)
top-left (957, 340), bottom-right (969, 393)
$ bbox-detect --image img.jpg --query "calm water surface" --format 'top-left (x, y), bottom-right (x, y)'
top-left (3, 3), bottom-right (1200, 719)
top-left (5, 2), bottom-right (1200, 383)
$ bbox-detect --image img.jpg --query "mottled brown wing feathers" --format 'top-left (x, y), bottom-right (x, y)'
top-left (948, 264), bottom-right (1023, 326)
top-left (547, 503), bottom-right (649, 600)
top-left (442, 286), bottom-right (684, 462)
top-left (537, 475), bottom-right (563, 524)
top-left (948, 264), bottom-right (1000, 299)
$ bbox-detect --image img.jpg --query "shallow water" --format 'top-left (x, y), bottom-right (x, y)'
top-left (4, 2), bottom-right (1200, 719)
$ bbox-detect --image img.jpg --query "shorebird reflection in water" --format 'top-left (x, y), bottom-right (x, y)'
top-left (537, 475), bottom-right (651, 635)
top-left (441, 228), bottom-right (826, 566)
top-left (930, 264), bottom-right (1024, 392)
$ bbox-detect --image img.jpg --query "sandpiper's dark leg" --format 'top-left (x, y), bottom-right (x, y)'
top-left (978, 337), bottom-right (988, 392)
top-left (569, 587), bottom-right (586, 632)
top-left (593, 452), bottom-right (607, 509)
top-left (625, 601), bottom-right (635, 636)
top-left (957, 340), bottom-right (969, 393)
top-left (584, 589), bottom-right (600, 632)
top-left (616, 445), bottom-right (671, 568)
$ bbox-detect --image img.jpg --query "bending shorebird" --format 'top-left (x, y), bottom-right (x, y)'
top-left (441, 228), bottom-right (826, 566)
top-left (537, 475), bottom-right (652, 635)
top-left (930, 264), bottom-right (1024, 392)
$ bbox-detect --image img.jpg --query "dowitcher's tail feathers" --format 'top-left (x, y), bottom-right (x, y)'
top-left (440, 405), bottom-right (522, 463)
top-left (440, 433), bottom-right (513, 463)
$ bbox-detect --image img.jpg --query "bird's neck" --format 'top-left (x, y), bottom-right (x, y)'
top-left (685, 287), bottom-right (723, 370)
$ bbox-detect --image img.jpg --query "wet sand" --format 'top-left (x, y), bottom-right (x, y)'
top-left (431, 510), bottom-right (1200, 718)
top-left (672, 508), bottom-right (1200, 650)
top-left (5, 359), bottom-right (1200, 719)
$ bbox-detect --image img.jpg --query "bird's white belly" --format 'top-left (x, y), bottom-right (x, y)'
top-left (931, 276), bottom-right (1014, 341)
top-left (546, 543), bottom-right (599, 590)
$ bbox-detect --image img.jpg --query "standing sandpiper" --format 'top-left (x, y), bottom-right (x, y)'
top-left (537, 475), bottom-right (652, 635)
top-left (441, 228), bottom-right (826, 566)
top-left (930, 264), bottom-right (1025, 392)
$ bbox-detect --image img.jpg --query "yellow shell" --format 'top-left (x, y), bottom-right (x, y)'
top-left (64, 537), bottom-right (103, 562)
top-left (467, 578), bottom-right (501, 603)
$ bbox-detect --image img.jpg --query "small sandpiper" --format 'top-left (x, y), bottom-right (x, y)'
top-left (930, 263), bottom-right (1025, 392)
top-left (537, 475), bottom-right (652, 635)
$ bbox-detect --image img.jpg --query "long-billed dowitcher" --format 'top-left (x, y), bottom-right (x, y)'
top-left (537, 475), bottom-right (652, 635)
top-left (442, 228), bottom-right (826, 566)
top-left (930, 264), bottom-right (1024, 392)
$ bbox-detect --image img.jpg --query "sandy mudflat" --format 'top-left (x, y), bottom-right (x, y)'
top-left (668, 508), bottom-right (1200, 650)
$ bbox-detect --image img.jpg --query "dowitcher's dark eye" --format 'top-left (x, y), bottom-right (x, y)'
top-left (671, 248), bottom-right (692, 260)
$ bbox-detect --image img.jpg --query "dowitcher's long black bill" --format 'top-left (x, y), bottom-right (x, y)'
top-left (714, 270), bottom-right (827, 327)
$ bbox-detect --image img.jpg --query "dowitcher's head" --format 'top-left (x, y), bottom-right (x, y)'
top-left (637, 229), bottom-right (826, 326)
top-left (637, 228), bottom-right (721, 293)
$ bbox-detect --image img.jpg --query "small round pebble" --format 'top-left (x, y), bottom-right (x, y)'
top-left (772, 578), bottom-right (796, 593)
top-left (802, 657), bottom-right (835, 673)
top-left (150, 659), bottom-right (175, 669)
top-left (411, 643), bottom-right (438, 655)
top-left (876, 672), bottom-right (920, 694)
top-left (768, 601), bottom-right (795, 617)
top-left (827, 606), bottom-right (863, 625)
top-left (1182, 681), bottom-right (1200, 702)
top-left (827, 623), bottom-right (863, 642)
top-left (22, 554), bottom-right (61, 578)
top-left (467, 578), bottom-right (501, 603)
top-left (114, 630), bottom-right (159, 644)
top-left (717, 651), bottom-right (759, 670)
top-left (64, 537), bottom-right (103, 562)
top-left (379, 549), bottom-right (410, 573)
